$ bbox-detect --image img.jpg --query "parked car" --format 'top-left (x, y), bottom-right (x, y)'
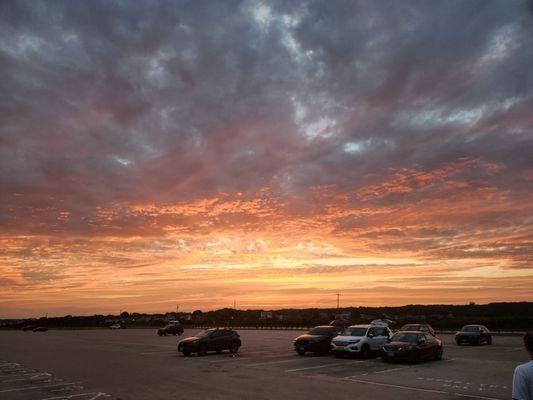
top-left (455, 325), bottom-right (492, 345)
top-left (400, 323), bottom-right (436, 336)
top-left (331, 323), bottom-right (392, 358)
top-left (157, 323), bottom-right (184, 336)
top-left (177, 328), bottom-right (241, 356)
top-left (32, 327), bottom-right (48, 332)
top-left (293, 325), bottom-right (343, 356)
top-left (380, 331), bottom-right (443, 363)
top-left (330, 319), bottom-right (350, 329)
top-left (109, 323), bottom-right (123, 329)
top-left (22, 325), bottom-right (37, 331)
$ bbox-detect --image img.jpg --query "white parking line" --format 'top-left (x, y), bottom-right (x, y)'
top-left (344, 378), bottom-right (504, 400)
top-left (372, 366), bottom-right (411, 374)
top-left (286, 360), bottom-right (365, 373)
top-left (247, 358), bottom-right (309, 367)
top-left (0, 382), bottom-right (79, 393)
top-left (0, 372), bottom-right (52, 383)
top-left (39, 391), bottom-right (110, 400)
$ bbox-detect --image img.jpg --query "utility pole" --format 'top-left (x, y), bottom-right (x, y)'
top-left (336, 293), bottom-right (342, 309)
top-left (233, 300), bottom-right (236, 310)
top-left (176, 304), bottom-right (179, 313)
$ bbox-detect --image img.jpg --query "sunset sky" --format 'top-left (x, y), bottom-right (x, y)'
top-left (1, 1), bottom-right (532, 318)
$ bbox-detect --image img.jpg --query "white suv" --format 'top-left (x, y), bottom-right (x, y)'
top-left (331, 323), bottom-right (392, 358)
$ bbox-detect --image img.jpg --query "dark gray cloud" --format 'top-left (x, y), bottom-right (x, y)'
top-left (0, 0), bottom-right (532, 236)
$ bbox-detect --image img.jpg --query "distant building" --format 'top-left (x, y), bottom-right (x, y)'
top-left (260, 311), bottom-right (273, 319)
top-left (469, 301), bottom-right (476, 306)
top-left (335, 312), bottom-right (351, 320)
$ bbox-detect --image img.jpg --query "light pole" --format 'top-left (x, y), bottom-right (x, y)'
top-left (336, 293), bottom-right (342, 309)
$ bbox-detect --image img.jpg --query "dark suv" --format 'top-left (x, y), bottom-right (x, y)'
top-left (157, 323), bottom-right (184, 336)
top-left (400, 323), bottom-right (436, 336)
top-left (293, 326), bottom-right (343, 356)
top-left (455, 325), bottom-right (492, 345)
top-left (178, 328), bottom-right (241, 356)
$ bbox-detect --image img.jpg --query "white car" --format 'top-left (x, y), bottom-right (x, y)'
top-left (109, 323), bottom-right (123, 329)
top-left (331, 323), bottom-right (392, 358)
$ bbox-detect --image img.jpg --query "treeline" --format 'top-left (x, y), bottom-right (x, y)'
top-left (2, 302), bottom-right (532, 331)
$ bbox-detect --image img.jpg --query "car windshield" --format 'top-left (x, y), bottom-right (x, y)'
top-left (309, 327), bottom-right (334, 335)
top-left (462, 326), bottom-right (481, 332)
top-left (343, 327), bottom-right (367, 336)
top-left (392, 333), bottom-right (420, 343)
top-left (196, 330), bottom-right (213, 337)
top-left (401, 325), bottom-right (419, 331)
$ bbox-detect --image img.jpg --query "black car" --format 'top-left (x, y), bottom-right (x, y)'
top-left (157, 323), bottom-right (184, 336)
top-left (380, 331), bottom-right (443, 363)
top-left (455, 325), bottom-right (492, 345)
top-left (400, 323), bottom-right (436, 336)
top-left (22, 325), bottom-right (37, 331)
top-left (32, 327), bottom-right (48, 332)
top-left (177, 328), bottom-right (241, 356)
top-left (293, 326), bottom-right (343, 356)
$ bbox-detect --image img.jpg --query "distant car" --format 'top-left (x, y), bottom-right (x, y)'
top-left (455, 325), bottom-right (492, 345)
top-left (178, 328), bottom-right (241, 356)
top-left (32, 327), bottom-right (48, 332)
top-left (330, 319), bottom-right (350, 329)
top-left (400, 323), bottom-right (436, 336)
top-left (157, 323), bottom-right (184, 336)
top-left (371, 319), bottom-right (395, 328)
top-left (293, 326), bottom-right (343, 356)
top-left (22, 325), bottom-right (37, 331)
top-left (331, 323), bottom-right (392, 358)
top-left (380, 331), bottom-right (443, 363)
top-left (109, 323), bottom-right (123, 329)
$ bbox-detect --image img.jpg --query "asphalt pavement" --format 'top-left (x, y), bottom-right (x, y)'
top-left (0, 329), bottom-right (526, 400)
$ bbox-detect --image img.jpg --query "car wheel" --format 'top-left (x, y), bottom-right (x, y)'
top-left (173, 333), bottom-right (177, 336)
top-left (158, 332), bottom-right (163, 336)
top-left (455, 340), bottom-right (462, 346)
top-left (411, 350), bottom-right (421, 364)
top-left (182, 350), bottom-right (191, 357)
top-left (216, 349), bottom-right (222, 354)
top-left (435, 347), bottom-right (443, 360)
top-left (487, 337), bottom-right (492, 345)
top-left (360, 345), bottom-right (371, 359)
top-left (296, 348), bottom-right (306, 356)
top-left (198, 345), bottom-right (208, 356)
top-left (229, 342), bottom-right (240, 354)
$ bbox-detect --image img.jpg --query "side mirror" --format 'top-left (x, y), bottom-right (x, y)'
top-left (368, 333), bottom-right (374, 338)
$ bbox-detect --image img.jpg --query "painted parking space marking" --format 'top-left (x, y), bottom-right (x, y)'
top-left (0, 360), bottom-right (113, 399)
top-left (285, 360), bottom-right (367, 372)
top-left (0, 372), bottom-right (52, 383)
top-left (39, 391), bottom-right (112, 400)
top-left (344, 378), bottom-right (505, 400)
top-left (415, 376), bottom-right (509, 392)
top-left (247, 358), bottom-right (315, 367)
top-left (0, 381), bottom-right (79, 393)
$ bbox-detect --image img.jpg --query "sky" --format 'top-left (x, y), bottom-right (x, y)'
top-left (1, 0), bottom-right (532, 318)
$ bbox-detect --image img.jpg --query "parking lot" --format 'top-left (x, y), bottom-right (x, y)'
top-left (0, 329), bottom-right (526, 400)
